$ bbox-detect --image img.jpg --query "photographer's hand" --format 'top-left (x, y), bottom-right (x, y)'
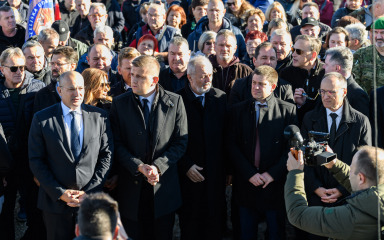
top-left (323, 145), bottom-right (337, 169)
top-left (321, 188), bottom-right (342, 203)
top-left (287, 150), bottom-right (304, 171)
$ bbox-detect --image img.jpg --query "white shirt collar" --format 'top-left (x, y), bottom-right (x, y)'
top-left (124, 83), bottom-right (131, 90)
top-left (61, 102), bottom-right (82, 116)
top-left (326, 105), bottom-right (343, 117)
top-left (139, 90), bottom-right (156, 107)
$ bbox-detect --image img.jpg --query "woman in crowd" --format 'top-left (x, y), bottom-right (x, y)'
top-left (166, 5), bottom-right (187, 30)
top-left (83, 68), bottom-right (112, 112)
top-left (266, 18), bottom-right (289, 37)
top-left (243, 8), bottom-right (265, 36)
top-left (225, 0), bottom-right (255, 30)
top-left (195, 31), bottom-right (217, 57)
top-left (287, 0), bottom-right (312, 26)
top-left (137, 34), bottom-right (159, 56)
top-left (241, 30), bottom-right (268, 68)
top-left (323, 27), bottom-right (350, 50)
top-left (181, 0), bottom-right (208, 38)
top-left (263, 2), bottom-right (291, 32)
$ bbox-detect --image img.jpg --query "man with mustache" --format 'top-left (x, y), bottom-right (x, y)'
top-left (33, 46), bottom-right (78, 113)
top-left (159, 37), bottom-right (190, 93)
top-left (352, 16), bottom-right (384, 92)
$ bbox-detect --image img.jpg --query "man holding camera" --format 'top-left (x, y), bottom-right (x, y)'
top-left (285, 146), bottom-right (384, 239)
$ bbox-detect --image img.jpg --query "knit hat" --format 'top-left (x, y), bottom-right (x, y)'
top-left (373, 17), bottom-right (384, 30)
top-left (137, 34), bottom-right (159, 53)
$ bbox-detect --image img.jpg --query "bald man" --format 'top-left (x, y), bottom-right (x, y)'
top-left (28, 71), bottom-right (113, 240)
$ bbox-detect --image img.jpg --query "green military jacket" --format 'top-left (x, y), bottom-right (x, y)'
top-left (285, 160), bottom-right (384, 240)
top-left (353, 45), bottom-right (384, 92)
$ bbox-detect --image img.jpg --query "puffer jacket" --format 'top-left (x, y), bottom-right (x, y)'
top-left (187, 16), bottom-right (247, 60)
top-left (285, 160), bottom-right (384, 240)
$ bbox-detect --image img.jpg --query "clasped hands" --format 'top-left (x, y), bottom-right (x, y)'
top-left (249, 172), bottom-right (274, 188)
top-left (60, 189), bottom-right (86, 207)
top-left (139, 164), bottom-right (160, 186)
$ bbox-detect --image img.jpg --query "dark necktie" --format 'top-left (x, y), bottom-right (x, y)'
top-left (142, 98), bottom-right (150, 128)
top-left (254, 104), bottom-right (266, 169)
top-left (70, 111), bottom-right (81, 160)
top-left (196, 96), bottom-right (204, 106)
top-left (329, 113), bottom-right (338, 147)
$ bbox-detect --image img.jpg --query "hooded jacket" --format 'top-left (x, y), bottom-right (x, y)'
top-left (187, 16), bottom-right (247, 60)
top-left (285, 160), bottom-right (384, 240)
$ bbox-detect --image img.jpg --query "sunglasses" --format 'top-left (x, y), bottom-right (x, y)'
top-left (3, 65), bottom-right (25, 72)
top-left (291, 47), bottom-right (309, 55)
top-left (227, 2), bottom-right (236, 6)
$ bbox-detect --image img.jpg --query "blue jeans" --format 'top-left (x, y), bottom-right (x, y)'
top-left (238, 206), bottom-right (285, 240)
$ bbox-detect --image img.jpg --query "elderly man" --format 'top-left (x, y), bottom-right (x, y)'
top-left (345, 23), bottom-right (370, 53)
top-left (271, 29), bottom-right (293, 74)
top-left (59, 0), bottom-right (79, 31)
top-left (231, 42), bottom-right (294, 105)
top-left (159, 37), bottom-right (191, 93)
top-left (37, 28), bottom-right (60, 59)
top-left (110, 47), bottom-right (141, 97)
top-left (74, 3), bottom-right (122, 52)
top-left (300, 17), bottom-right (321, 39)
top-left (86, 43), bottom-right (118, 85)
top-left (177, 55), bottom-right (227, 240)
top-left (72, 0), bottom-right (91, 37)
top-left (280, 35), bottom-right (324, 123)
top-left (93, 0), bottom-right (125, 33)
top-left (0, 6), bottom-right (26, 53)
top-left (299, 73), bottom-right (371, 238)
top-left (209, 29), bottom-right (252, 96)
top-left (188, 0), bottom-right (246, 59)
top-left (353, 17), bottom-right (384, 93)
top-left (34, 46), bottom-right (79, 113)
top-left (290, 2), bottom-right (332, 41)
top-left (29, 71), bottom-right (113, 240)
top-left (22, 40), bottom-right (52, 86)
top-left (0, 48), bottom-right (45, 240)
top-left (323, 46), bottom-right (369, 116)
top-left (77, 25), bottom-right (118, 73)
top-left (229, 65), bottom-right (297, 240)
top-left (285, 146), bottom-right (383, 239)
top-left (110, 55), bottom-right (187, 240)
top-left (129, 3), bottom-right (181, 55)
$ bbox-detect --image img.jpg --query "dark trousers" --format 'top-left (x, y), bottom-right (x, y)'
top-left (0, 173), bottom-right (17, 240)
top-left (238, 206), bottom-right (286, 240)
top-left (121, 181), bottom-right (175, 240)
top-left (43, 210), bottom-right (77, 240)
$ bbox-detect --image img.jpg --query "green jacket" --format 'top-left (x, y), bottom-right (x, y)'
top-left (353, 45), bottom-right (384, 92)
top-left (68, 37), bottom-right (89, 59)
top-left (285, 160), bottom-right (384, 240)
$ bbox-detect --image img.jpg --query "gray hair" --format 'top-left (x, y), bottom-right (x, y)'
top-left (93, 25), bottom-right (113, 39)
top-left (325, 46), bottom-right (353, 73)
top-left (345, 23), bottom-right (368, 44)
top-left (22, 40), bottom-right (44, 52)
top-left (38, 28), bottom-right (59, 43)
top-left (169, 36), bottom-right (189, 49)
top-left (148, 3), bottom-right (166, 16)
top-left (216, 29), bottom-right (237, 45)
top-left (271, 29), bottom-right (292, 43)
top-left (187, 55), bottom-right (213, 75)
top-left (198, 31), bottom-right (217, 51)
top-left (322, 72), bottom-right (347, 88)
top-left (0, 47), bottom-right (25, 66)
top-left (89, 2), bottom-right (106, 14)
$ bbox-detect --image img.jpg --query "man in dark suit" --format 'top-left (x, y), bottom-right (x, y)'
top-left (300, 73), bottom-right (371, 238)
top-left (323, 46), bottom-right (369, 117)
top-left (229, 65), bottom-right (297, 240)
top-left (370, 86), bottom-right (384, 148)
top-left (34, 46), bottom-right (79, 113)
top-left (110, 55), bottom-right (188, 240)
top-left (177, 55), bottom-right (227, 240)
top-left (28, 71), bottom-right (113, 240)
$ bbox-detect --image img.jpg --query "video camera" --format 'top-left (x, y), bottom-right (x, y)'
top-left (284, 125), bottom-right (337, 167)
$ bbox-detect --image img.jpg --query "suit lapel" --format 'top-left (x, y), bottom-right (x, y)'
top-left (152, 93), bottom-right (170, 153)
top-left (81, 105), bottom-right (92, 156)
top-left (54, 104), bottom-right (74, 162)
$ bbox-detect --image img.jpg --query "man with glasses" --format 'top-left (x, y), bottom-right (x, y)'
top-left (0, 47), bottom-right (45, 240)
top-left (34, 46), bottom-right (78, 113)
top-left (299, 72), bottom-right (371, 238)
top-left (74, 2), bottom-right (123, 52)
top-left (280, 35), bottom-right (324, 123)
top-left (29, 71), bottom-right (113, 240)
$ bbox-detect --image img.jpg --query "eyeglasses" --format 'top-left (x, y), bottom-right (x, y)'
top-left (318, 88), bottom-right (345, 96)
top-left (302, 91), bottom-right (319, 100)
top-left (291, 47), bottom-right (309, 55)
top-left (227, 2), bottom-right (236, 6)
top-left (50, 62), bottom-right (70, 67)
top-left (2, 65), bottom-right (25, 72)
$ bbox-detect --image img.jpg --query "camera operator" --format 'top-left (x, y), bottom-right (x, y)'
top-left (285, 146), bottom-right (384, 239)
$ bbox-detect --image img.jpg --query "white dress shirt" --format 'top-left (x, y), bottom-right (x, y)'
top-left (61, 102), bottom-right (84, 149)
top-left (326, 106), bottom-right (343, 133)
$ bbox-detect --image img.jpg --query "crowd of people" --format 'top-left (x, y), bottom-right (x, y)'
top-left (0, 0), bottom-right (384, 239)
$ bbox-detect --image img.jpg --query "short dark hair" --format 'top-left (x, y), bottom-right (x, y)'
top-left (254, 42), bottom-right (277, 60)
top-left (253, 65), bottom-right (278, 85)
top-left (355, 146), bottom-right (384, 185)
top-left (52, 46), bottom-right (79, 65)
top-left (77, 193), bottom-right (118, 238)
top-left (191, 0), bottom-right (209, 9)
top-left (0, 6), bottom-right (13, 20)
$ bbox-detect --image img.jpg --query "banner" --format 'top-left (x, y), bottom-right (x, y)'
top-left (26, 0), bottom-right (56, 40)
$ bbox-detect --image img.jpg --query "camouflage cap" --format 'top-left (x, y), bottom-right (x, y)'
top-left (373, 16), bottom-right (384, 30)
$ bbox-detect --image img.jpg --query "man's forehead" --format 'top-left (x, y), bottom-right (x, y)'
top-left (91, 47), bottom-right (109, 56)
top-left (259, 46), bottom-right (276, 55)
top-left (303, 6), bottom-right (317, 12)
top-left (208, 1), bottom-right (224, 10)
top-left (295, 39), bottom-right (309, 48)
top-left (217, 36), bottom-right (236, 45)
top-left (52, 54), bottom-right (67, 62)
top-left (61, 76), bottom-right (84, 87)
top-left (25, 46), bottom-right (44, 55)
top-left (6, 56), bottom-right (25, 64)
top-left (91, 7), bottom-right (105, 14)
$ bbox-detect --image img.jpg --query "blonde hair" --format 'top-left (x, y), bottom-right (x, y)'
top-left (265, 2), bottom-right (287, 22)
top-left (82, 68), bottom-right (112, 104)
